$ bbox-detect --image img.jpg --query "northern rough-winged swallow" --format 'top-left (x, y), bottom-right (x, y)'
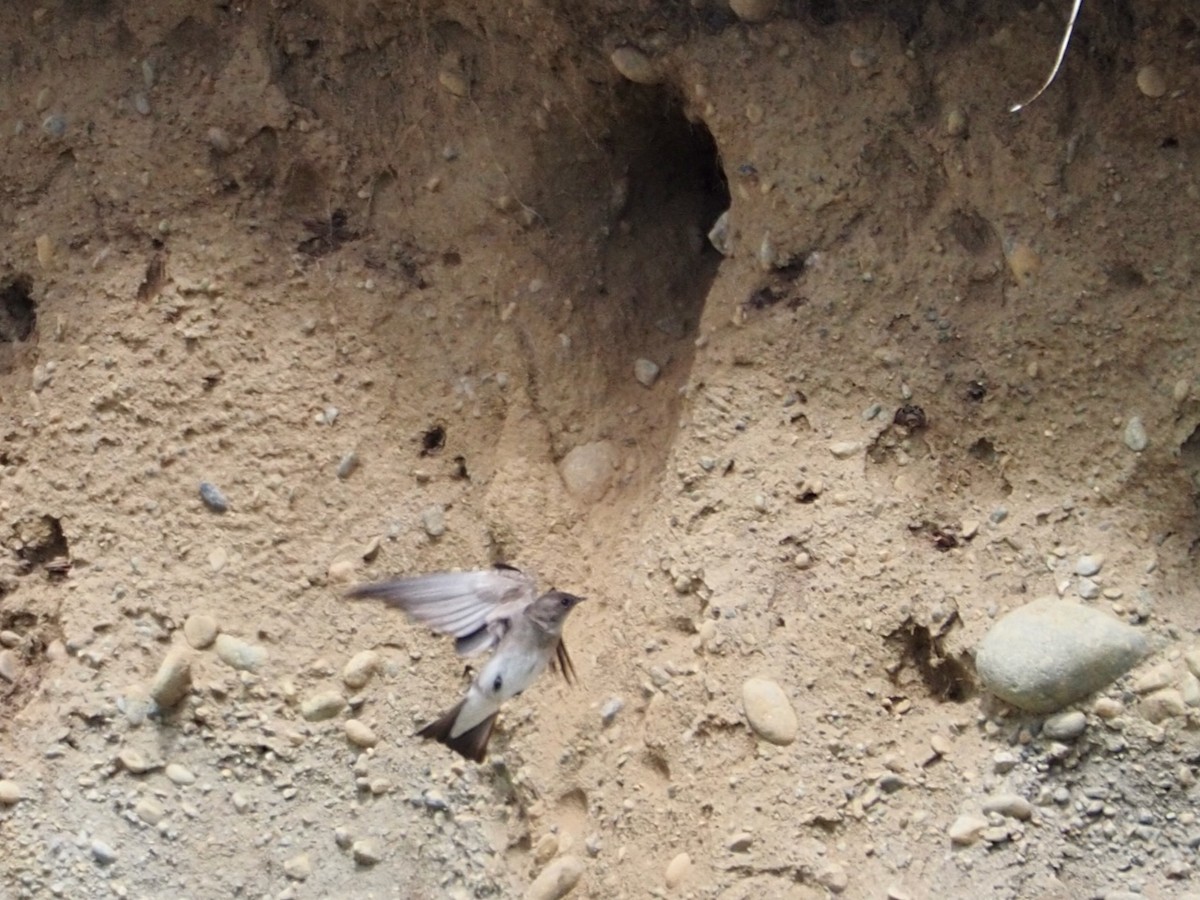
top-left (346, 564), bottom-right (584, 762)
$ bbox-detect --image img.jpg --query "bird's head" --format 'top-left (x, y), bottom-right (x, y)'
top-left (529, 590), bottom-right (585, 632)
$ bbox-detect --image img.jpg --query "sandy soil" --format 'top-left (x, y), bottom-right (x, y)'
top-left (3, 1), bottom-right (1200, 897)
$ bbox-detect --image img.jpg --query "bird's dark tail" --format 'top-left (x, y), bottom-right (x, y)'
top-left (417, 701), bottom-right (498, 763)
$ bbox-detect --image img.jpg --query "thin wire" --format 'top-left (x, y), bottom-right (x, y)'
top-left (1009, 0), bottom-right (1085, 113)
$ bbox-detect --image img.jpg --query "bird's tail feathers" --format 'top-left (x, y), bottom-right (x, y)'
top-left (417, 701), bottom-right (498, 763)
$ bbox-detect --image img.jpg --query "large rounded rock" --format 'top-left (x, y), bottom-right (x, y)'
top-left (976, 598), bottom-right (1149, 713)
top-left (741, 677), bottom-right (798, 745)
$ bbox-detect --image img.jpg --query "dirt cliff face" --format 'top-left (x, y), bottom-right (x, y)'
top-left (2, 1), bottom-right (1200, 897)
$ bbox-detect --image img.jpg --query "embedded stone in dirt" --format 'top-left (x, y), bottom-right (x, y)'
top-left (149, 648), bottom-right (192, 709)
top-left (948, 813), bottom-right (988, 846)
top-left (525, 854), bottom-right (585, 900)
top-left (633, 358), bottom-right (660, 387)
top-left (558, 441), bottom-right (619, 503)
top-left (0, 779), bottom-right (22, 804)
top-left (609, 47), bottom-right (659, 85)
top-left (975, 598), bottom-right (1149, 713)
top-left (344, 719), bottom-right (377, 748)
top-left (199, 481), bottom-right (230, 512)
top-left (1042, 710), bottom-right (1087, 741)
top-left (183, 614), bottom-right (218, 649)
top-left (352, 837), bottom-right (383, 866)
top-left (741, 677), bottom-right (798, 745)
top-left (214, 634), bottom-right (268, 671)
top-left (664, 852), bottom-right (690, 889)
top-left (301, 689), bottom-right (346, 721)
top-left (729, 0), bottom-right (777, 23)
top-left (342, 650), bottom-right (380, 689)
top-left (0, 649), bottom-right (19, 683)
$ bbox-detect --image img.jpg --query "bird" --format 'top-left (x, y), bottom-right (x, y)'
top-left (345, 564), bottom-right (585, 762)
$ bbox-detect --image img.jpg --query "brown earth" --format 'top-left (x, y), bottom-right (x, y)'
top-left (2, 1), bottom-right (1200, 898)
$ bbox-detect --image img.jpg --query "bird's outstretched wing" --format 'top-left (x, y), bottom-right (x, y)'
top-left (346, 566), bottom-right (537, 654)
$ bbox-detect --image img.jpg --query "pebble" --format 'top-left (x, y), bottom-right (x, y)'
top-left (829, 440), bottom-right (861, 459)
top-left (600, 697), bottom-right (624, 726)
top-left (421, 505), bottom-right (446, 538)
top-left (610, 47), bottom-right (660, 85)
top-left (35, 234), bottom-right (54, 268)
top-left (1043, 710), bottom-right (1087, 740)
top-left (982, 793), bottom-right (1034, 821)
top-left (1141, 688), bottom-right (1187, 723)
top-left (664, 852), bottom-right (690, 888)
top-left (525, 854), bottom-right (585, 900)
top-left (559, 441), bottom-right (619, 503)
top-left (149, 648), bottom-right (192, 709)
top-left (301, 689), bottom-right (346, 722)
top-left (208, 547), bottom-right (228, 572)
top-left (328, 559), bottom-right (358, 582)
top-left (707, 210), bottom-right (731, 255)
top-left (815, 861), bottom-right (849, 894)
top-left (992, 750), bottom-right (1019, 774)
top-left (634, 358), bottom-right (660, 388)
top-left (284, 852), bottom-right (312, 881)
top-left (41, 114), bottom-right (66, 139)
top-left (948, 813), bottom-right (989, 846)
top-left (0, 631), bottom-right (18, 647)
top-left (1123, 417), bottom-right (1148, 452)
top-left (183, 614), bottom-right (218, 649)
top-left (1186, 646), bottom-right (1200, 679)
top-left (1075, 555), bottom-right (1104, 577)
top-left (945, 106), bottom-right (968, 137)
top-left (206, 127), bottom-right (233, 153)
top-left (342, 650), bottom-right (380, 689)
top-left (0, 649), bottom-right (18, 683)
top-left (336, 451), bottom-right (359, 479)
top-left (1092, 697), bottom-right (1124, 719)
top-left (133, 92), bottom-right (151, 115)
top-left (1181, 673), bottom-right (1200, 707)
top-left (729, 0), bottom-right (777, 23)
top-left (1137, 64), bottom-right (1167, 98)
top-left (974, 598), bottom-right (1149, 713)
top-left (214, 635), bottom-right (267, 671)
top-left (1132, 664), bottom-right (1174, 694)
top-left (352, 837), bottom-right (383, 866)
top-left (0, 780), bottom-right (22, 804)
top-left (135, 797), bottom-right (166, 825)
top-left (91, 840), bottom-right (118, 865)
top-left (741, 677), bottom-right (798, 745)
top-left (1077, 578), bottom-right (1100, 600)
top-left (533, 833), bottom-right (559, 865)
top-left (165, 764), bottom-right (195, 786)
top-left (118, 748), bottom-right (159, 774)
top-left (199, 481), bottom-right (230, 512)
top-left (344, 719), bottom-right (378, 748)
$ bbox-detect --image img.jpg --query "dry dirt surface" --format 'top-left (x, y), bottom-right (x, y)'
top-left (3, 1), bottom-right (1200, 898)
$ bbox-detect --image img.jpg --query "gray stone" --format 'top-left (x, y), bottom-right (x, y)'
top-left (91, 839), bottom-right (118, 865)
top-left (284, 852), bottom-right (312, 881)
top-left (526, 855), bottom-right (585, 900)
top-left (420, 505), bottom-right (446, 538)
top-left (301, 689), bottom-right (346, 722)
top-left (1076, 577), bottom-right (1100, 600)
top-left (149, 648), bottom-right (192, 709)
top-left (1075, 555), bottom-right (1104, 577)
top-left (1141, 688), bottom-right (1187, 723)
top-left (983, 793), bottom-right (1033, 821)
top-left (352, 837), bottom-right (383, 866)
top-left (975, 598), bottom-right (1149, 713)
top-left (1043, 710), bottom-right (1087, 740)
top-left (948, 814), bottom-right (988, 846)
top-left (183, 614), bottom-right (218, 649)
top-left (1123, 416), bottom-right (1148, 451)
top-left (0, 649), bottom-right (18, 683)
top-left (600, 697), bottom-right (624, 727)
top-left (741, 677), bottom-right (798, 745)
top-left (634, 358), bottom-right (660, 388)
top-left (214, 634), bottom-right (267, 671)
top-left (559, 441), bottom-right (619, 503)
top-left (199, 481), bottom-right (229, 512)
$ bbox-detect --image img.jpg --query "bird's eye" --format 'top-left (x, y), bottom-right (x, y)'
top-left (560, 596), bottom-right (571, 607)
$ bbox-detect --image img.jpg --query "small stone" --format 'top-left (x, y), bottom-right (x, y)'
top-left (533, 833), bottom-right (559, 865)
top-left (992, 750), bottom-right (1019, 774)
top-left (0, 631), bottom-right (18, 648)
top-left (334, 827), bottom-right (353, 850)
top-left (708, 210), bottom-right (731, 255)
top-left (342, 650), bottom-right (380, 689)
top-left (208, 546), bottom-right (228, 572)
top-left (352, 837), bottom-right (383, 866)
top-left (35, 234), bottom-right (54, 268)
top-left (165, 764), bottom-right (195, 786)
top-left (610, 47), bottom-right (660, 85)
top-left (600, 697), bottom-right (624, 726)
top-left (117, 748), bottom-right (159, 774)
top-left (1180, 672), bottom-right (1200, 707)
top-left (1137, 65), bottom-right (1167, 98)
top-left (975, 598), bottom-right (1149, 713)
top-left (149, 648), bottom-right (192, 709)
top-left (1141, 688), bottom-right (1187, 723)
top-left (206, 127), bottom-right (233, 153)
top-left (1132, 664), bottom-right (1174, 694)
top-left (634, 358), bottom-right (660, 387)
top-left (727, 832), bottom-right (754, 852)
top-left (1123, 417), bottom-right (1148, 452)
top-left (1007, 244), bottom-right (1041, 286)
top-left (1184, 646), bottom-right (1200, 680)
top-left (559, 441), bottom-right (619, 503)
top-left (135, 796), bottom-right (166, 825)
top-left (301, 689), bottom-right (346, 722)
top-left (41, 114), bottom-right (66, 139)
top-left (945, 107), bottom-right (968, 137)
top-left (336, 452), bottom-right (359, 479)
top-left (1076, 577), bottom-right (1100, 600)
top-left (0, 649), bottom-right (19, 683)
top-left (284, 852), bottom-right (312, 881)
top-left (1092, 697), bottom-right (1124, 719)
top-left (344, 719), bottom-right (377, 748)
top-left (981, 826), bottom-right (1011, 844)
top-left (91, 840), bottom-right (118, 865)
top-left (664, 852), bottom-right (690, 888)
top-left (1042, 710), bottom-right (1087, 741)
top-left (183, 614), bottom-right (218, 649)
top-left (421, 505), bottom-right (446, 538)
top-left (526, 855), bottom-right (585, 900)
top-left (0, 780), bottom-right (22, 804)
top-left (1075, 555), bottom-right (1104, 577)
top-left (199, 481), bottom-right (229, 512)
top-left (829, 440), bottom-right (861, 459)
top-left (815, 862), bottom-right (849, 894)
top-left (729, 0), bottom-right (776, 23)
top-left (741, 677), bottom-right (798, 745)
top-left (327, 559), bottom-right (357, 582)
top-left (133, 92), bottom-right (151, 116)
top-left (982, 793), bottom-right (1033, 821)
top-left (214, 634), bottom-right (267, 671)
top-left (948, 813), bottom-right (988, 846)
